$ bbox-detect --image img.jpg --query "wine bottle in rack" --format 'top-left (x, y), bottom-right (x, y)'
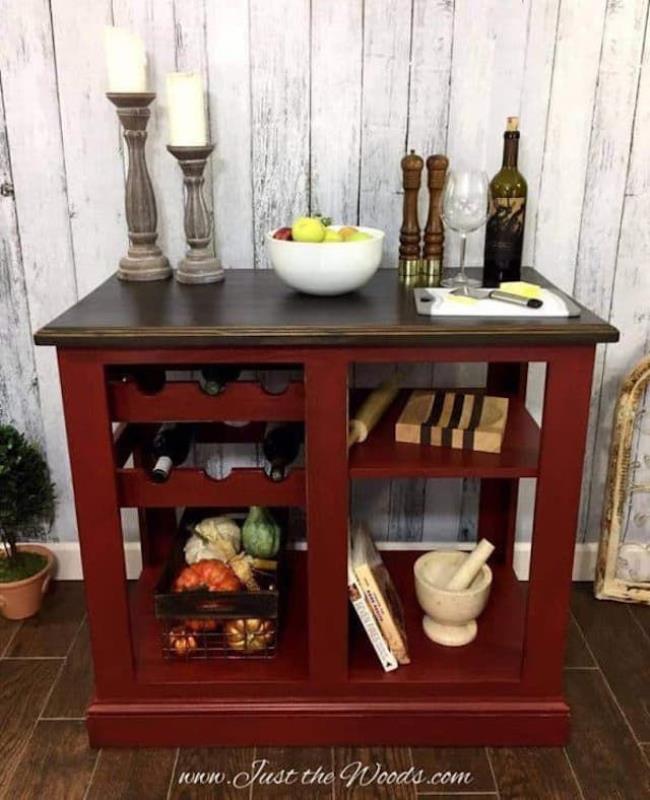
top-left (262, 422), bottom-right (303, 482)
top-left (115, 366), bottom-right (166, 394)
top-left (483, 116), bottom-right (527, 288)
top-left (198, 365), bottom-right (242, 395)
top-left (151, 423), bottom-right (195, 483)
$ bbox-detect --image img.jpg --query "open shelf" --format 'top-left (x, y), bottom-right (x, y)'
top-left (349, 551), bottom-right (526, 689)
top-left (349, 390), bottom-right (540, 478)
top-left (109, 379), bottom-right (305, 422)
top-left (117, 466), bottom-right (305, 508)
top-left (130, 551), bottom-right (309, 687)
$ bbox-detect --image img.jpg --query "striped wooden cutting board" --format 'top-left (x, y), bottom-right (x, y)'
top-left (395, 390), bottom-right (509, 454)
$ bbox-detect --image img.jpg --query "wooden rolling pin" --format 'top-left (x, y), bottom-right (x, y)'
top-left (348, 377), bottom-right (400, 449)
top-left (445, 539), bottom-right (495, 591)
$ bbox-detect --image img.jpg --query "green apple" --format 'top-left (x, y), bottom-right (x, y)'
top-left (323, 229), bottom-right (344, 242)
top-left (291, 216), bottom-right (326, 243)
top-left (346, 230), bottom-right (372, 242)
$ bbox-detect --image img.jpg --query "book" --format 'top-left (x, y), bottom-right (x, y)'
top-left (351, 522), bottom-right (410, 665)
top-left (395, 390), bottom-right (509, 454)
top-left (347, 542), bottom-right (398, 673)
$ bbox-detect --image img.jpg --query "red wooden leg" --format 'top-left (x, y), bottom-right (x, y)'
top-left (57, 350), bottom-right (135, 697)
top-left (478, 363), bottom-right (527, 564)
top-left (304, 354), bottom-right (349, 685)
top-left (522, 346), bottom-right (596, 695)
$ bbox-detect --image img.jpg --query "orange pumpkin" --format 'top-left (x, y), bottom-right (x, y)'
top-left (167, 626), bottom-right (197, 656)
top-left (185, 618), bottom-right (219, 633)
top-left (173, 559), bottom-right (241, 593)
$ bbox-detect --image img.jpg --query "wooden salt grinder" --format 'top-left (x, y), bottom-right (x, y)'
top-left (399, 150), bottom-right (424, 284)
top-left (422, 155), bottom-right (449, 287)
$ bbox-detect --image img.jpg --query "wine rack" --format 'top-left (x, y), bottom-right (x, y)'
top-left (36, 268), bottom-right (618, 748)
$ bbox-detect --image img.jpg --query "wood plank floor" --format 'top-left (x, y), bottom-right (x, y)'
top-left (0, 582), bottom-right (648, 799)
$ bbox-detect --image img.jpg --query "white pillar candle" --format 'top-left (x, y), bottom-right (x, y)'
top-left (166, 71), bottom-right (208, 146)
top-left (104, 26), bottom-right (147, 93)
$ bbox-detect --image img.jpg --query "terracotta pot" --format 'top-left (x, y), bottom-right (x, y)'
top-left (0, 544), bottom-right (54, 620)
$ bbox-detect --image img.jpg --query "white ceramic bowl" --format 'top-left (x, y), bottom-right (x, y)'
top-left (266, 226), bottom-right (385, 296)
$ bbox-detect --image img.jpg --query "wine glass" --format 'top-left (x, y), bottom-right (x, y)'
top-left (440, 169), bottom-right (490, 288)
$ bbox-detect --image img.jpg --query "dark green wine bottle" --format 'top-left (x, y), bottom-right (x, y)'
top-left (483, 117), bottom-right (527, 288)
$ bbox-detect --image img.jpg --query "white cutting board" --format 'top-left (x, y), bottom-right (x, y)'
top-left (414, 287), bottom-right (577, 318)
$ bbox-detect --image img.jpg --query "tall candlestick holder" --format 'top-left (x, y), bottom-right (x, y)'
top-left (167, 144), bottom-right (223, 284)
top-left (106, 93), bottom-right (171, 281)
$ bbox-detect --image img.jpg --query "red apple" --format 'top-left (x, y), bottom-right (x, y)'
top-left (273, 227), bottom-right (293, 240)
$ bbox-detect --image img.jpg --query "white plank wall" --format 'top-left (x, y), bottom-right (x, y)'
top-left (0, 0), bottom-right (648, 546)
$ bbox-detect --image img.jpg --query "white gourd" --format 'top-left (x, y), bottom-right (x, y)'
top-left (184, 516), bottom-right (242, 565)
top-left (184, 534), bottom-right (226, 565)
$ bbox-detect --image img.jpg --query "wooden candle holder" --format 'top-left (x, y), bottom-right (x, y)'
top-left (107, 93), bottom-right (171, 282)
top-left (423, 154), bottom-right (448, 286)
top-left (167, 144), bottom-right (223, 284)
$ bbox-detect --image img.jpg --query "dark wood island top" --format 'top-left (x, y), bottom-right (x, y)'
top-left (35, 267), bottom-right (618, 348)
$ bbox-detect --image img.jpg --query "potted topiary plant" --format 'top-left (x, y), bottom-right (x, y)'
top-left (0, 425), bottom-right (56, 619)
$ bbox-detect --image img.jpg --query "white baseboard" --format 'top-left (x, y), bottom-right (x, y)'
top-left (46, 541), bottom-right (599, 582)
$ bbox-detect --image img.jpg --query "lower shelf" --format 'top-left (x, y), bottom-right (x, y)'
top-left (130, 551), bottom-right (309, 686)
top-left (349, 551), bottom-right (526, 689)
top-left (130, 548), bottom-right (525, 693)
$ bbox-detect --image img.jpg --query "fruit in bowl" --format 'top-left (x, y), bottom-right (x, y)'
top-left (267, 216), bottom-right (384, 296)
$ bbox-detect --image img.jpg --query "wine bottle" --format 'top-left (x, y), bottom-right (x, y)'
top-left (114, 366), bottom-right (166, 394)
top-left (483, 117), bottom-right (527, 288)
top-left (198, 365), bottom-right (242, 396)
top-left (151, 423), bottom-right (195, 483)
top-left (262, 422), bottom-right (302, 482)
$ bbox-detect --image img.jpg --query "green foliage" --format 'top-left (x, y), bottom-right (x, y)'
top-left (0, 425), bottom-right (56, 567)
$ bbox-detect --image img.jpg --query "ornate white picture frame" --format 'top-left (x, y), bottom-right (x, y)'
top-left (595, 355), bottom-right (650, 604)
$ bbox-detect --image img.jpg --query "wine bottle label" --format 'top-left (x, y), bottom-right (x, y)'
top-left (152, 455), bottom-right (173, 481)
top-left (486, 197), bottom-right (525, 246)
top-left (484, 197), bottom-right (526, 285)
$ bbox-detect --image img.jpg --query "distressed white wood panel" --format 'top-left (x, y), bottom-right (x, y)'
top-left (249, 0), bottom-right (310, 269)
top-left (534, 0), bottom-right (608, 289)
top-left (112, 0), bottom-right (185, 267)
top-left (584, 7), bottom-right (650, 542)
top-left (574, 0), bottom-right (649, 541)
top-left (0, 0), bottom-right (78, 541)
top-left (351, 479), bottom-right (391, 540)
top-left (574, 0), bottom-right (648, 317)
top-left (519, 0), bottom-right (561, 267)
top-left (0, 80), bottom-right (44, 443)
top-left (422, 479), bottom-right (466, 542)
top-left (446, 0), bottom-right (530, 267)
top-left (408, 0), bottom-right (454, 228)
top-left (311, 0), bottom-right (363, 225)
top-left (359, 0), bottom-right (412, 267)
top-left (207, 0), bottom-right (254, 269)
top-left (356, 0), bottom-right (412, 537)
top-left (50, 0), bottom-right (125, 299)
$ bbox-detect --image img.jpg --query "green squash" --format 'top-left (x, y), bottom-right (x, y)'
top-left (242, 506), bottom-right (281, 558)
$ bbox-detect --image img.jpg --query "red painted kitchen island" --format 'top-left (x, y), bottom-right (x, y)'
top-left (35, 268), bottom-right (618, 747)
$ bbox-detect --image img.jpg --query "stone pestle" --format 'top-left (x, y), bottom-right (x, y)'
top-left (445, 539), bottom-right (495, 592)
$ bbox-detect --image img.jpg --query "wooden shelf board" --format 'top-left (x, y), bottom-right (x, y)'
top-left (349, 390), bottom-right (540, 478)
top-left (109, 379), bottom-right (304, 422)
top-left (348, 552), bottom-right (526, 687)
top-left (130, 552), bottom-right (309, 686)
top-left (117, 466), bottom-right (305, 508)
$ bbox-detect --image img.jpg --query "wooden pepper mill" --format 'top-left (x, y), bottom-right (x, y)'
top-left (422, 155), bottom-right (448, 287)
top-left (399, 150), bottom-right (424, 284)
